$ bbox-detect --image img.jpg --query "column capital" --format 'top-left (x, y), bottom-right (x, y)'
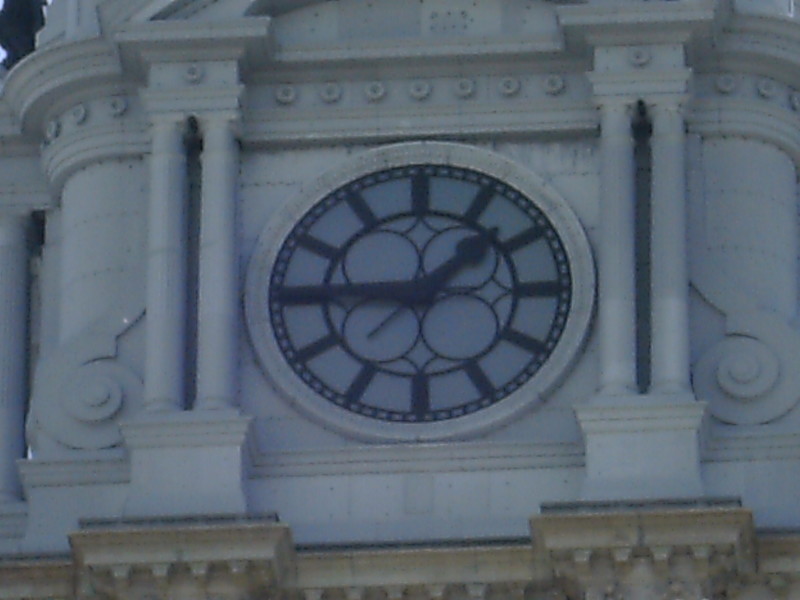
top-left (596, 101), bottom-right (636, 145)
top-left (147, 111), bottom-right (187, 128)
top-left (148, 116), bottom-right (187, 157)
top-left (593, 96), bottom-right (636, 112)
top-left (644, 97), bottom-right (688, 117)
top-left (649, 101), bottom-right (687, 142)
top-left (195, 111), bottom-right (242, 140)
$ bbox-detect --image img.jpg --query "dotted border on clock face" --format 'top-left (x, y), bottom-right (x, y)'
top-left (268, 165), bottom-right (572, 423)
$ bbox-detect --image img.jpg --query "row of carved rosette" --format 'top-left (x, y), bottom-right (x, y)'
top-left (2, 508), bottom-right (792, 600)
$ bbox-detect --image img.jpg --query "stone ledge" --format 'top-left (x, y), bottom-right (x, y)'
top-left (70, 520), bottom-right (295, 592)
top-left (532, 505), bottom-right (756, 600)
top-left (0, 517), bottom-right (796, 600)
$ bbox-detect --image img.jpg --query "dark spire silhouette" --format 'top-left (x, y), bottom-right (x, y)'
top-left (0, 0), bottom-right (45, 69)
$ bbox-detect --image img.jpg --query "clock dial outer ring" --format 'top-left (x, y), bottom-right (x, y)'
top-left (245, 142), bottom-right (595, 442)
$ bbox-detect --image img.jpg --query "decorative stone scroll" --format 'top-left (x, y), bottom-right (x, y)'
top-left (690, 138), bottom-right (800, 425)
top-left (26, 303), bottom-right (144, 451)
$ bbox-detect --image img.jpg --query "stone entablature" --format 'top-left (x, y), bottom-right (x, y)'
top-left (1, 508), bottom-right (799, 600)
top-left (3, 0), bottom-right (800, 557)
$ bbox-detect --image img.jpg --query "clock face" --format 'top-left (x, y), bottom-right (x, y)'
top-left (266, 164), bottom-right (573, 423)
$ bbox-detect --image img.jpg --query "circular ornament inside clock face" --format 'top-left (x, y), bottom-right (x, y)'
top-left (246, 144), bottom-right (594, 440)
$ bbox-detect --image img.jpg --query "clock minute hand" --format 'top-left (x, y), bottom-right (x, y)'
top-left (277, 230), bottom-right (497, 306)
top-left (275, 277), bottom-right (428, 305)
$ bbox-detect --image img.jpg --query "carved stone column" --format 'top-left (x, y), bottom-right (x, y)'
top-left (144, 116), bottom-right (188, 412)
top-left (649, 101), bottom-right (691, 395)
top-left (195, 114), bottom-right (239, 411)
top-left (0, 214), bottom-right (28, 502)
top-left (596, 100), bottom-right (638, 396)
top-left (577, 38), bottom-right (706, 502)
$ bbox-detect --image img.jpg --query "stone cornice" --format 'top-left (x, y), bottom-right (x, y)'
top-left (1, 511), bottom-right (799, 600)
top-left (19, 456), bottom-right (129, 489)
top-left (293, 544), bottom-right (538, 590)
top-left (688, 98), bottom-right (800, 166)
top-left (703, 430), bottom-right (800, 462)
top-left (2, 39), bottom-right (123, 138)
top-left (557, 0), bottom-right (717, 48)
top-left (114, 17), bottom-right (273, 77)
top-left (242, 104), bottom-right (598, 148)
top-left (0, 555), bottom-right (73, 600)
top-left (0, 503), bottom-right (26, 547)
top-left (120, 410), bottom-right (252, 449)
top-left (759, 533), bottom-right (800, 574)
top-left (272, 36), bottom-right (565, 68)
top-left (533, 504), bottom-right (757, 600)
top-left (704, 9), bottom-right (800, 87)
top-left (533, 505), bottom-right (755, 566)
top-left (70, 519), bottom-right (294, 579)
top-left (249, 440), bottom-right (585, 478)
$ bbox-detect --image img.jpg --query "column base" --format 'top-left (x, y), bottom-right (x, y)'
top-left (576, 393), bottom-right (707, 501)
top-left (121, 410), bottom-right (252, 518)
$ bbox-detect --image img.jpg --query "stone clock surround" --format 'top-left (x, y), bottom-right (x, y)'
top-left (244, 141), bottom-right (596, 443)
top-left (0, 0), bottom-right (798, 555)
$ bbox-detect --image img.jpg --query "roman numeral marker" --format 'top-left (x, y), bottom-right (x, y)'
top-left (411, 172), bottom-right (430, 215)
top-left (502, 329), bottom-right (546, 354)
top-left (502, 227), bottom-right (544, 253)
top-left (518, 280), bottom-right (564, 297)
top-left (411, 373), bottom-right (430, 417)
top-left (465, 361), bottom-right (494, 398)
top-left (298, 234), bottom-right (339, 260)
top-left (464, 185), bottom-right (495, 222)
top-left (295, 333), bottom-right (338, 363)
top-left (345, 365), bottom-right (377, 403)
top-left (346, 192), bottom-right (378, 228)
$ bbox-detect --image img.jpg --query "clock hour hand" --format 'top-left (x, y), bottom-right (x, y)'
top-left (275, 278), bottom-right (427, 305)
top-left (420, 228), bottom-right (497, 296)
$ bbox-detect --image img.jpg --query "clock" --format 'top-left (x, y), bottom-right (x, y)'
top-left (246, 143), bottom-right (594, 441)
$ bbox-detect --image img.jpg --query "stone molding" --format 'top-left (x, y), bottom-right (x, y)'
top-left (0, 502), bottom-right (26, 545)
top-left (0, 555), bottom-right (73, 600)
top-left (533, 505), bottom-right (757, 600)
top-left (121, 411), bottom-right (253, 518)
top-left (1, 510), bottom-right (799, 600)
top-left (19, 456), bottom-right (128, 488)
top-left (114, 17), bottom-right (273, 76)
top-left (557, 0), bottom-right (717, 47)
top-left (2, 39), bottom-right (123, 136)
top-left (248, 439), bottom-right (585, 478)
top-left (71, 520), bottom-right (294, 600)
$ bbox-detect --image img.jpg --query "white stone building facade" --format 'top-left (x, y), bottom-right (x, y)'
top-left (1, 1), bottom-right (800, 599)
